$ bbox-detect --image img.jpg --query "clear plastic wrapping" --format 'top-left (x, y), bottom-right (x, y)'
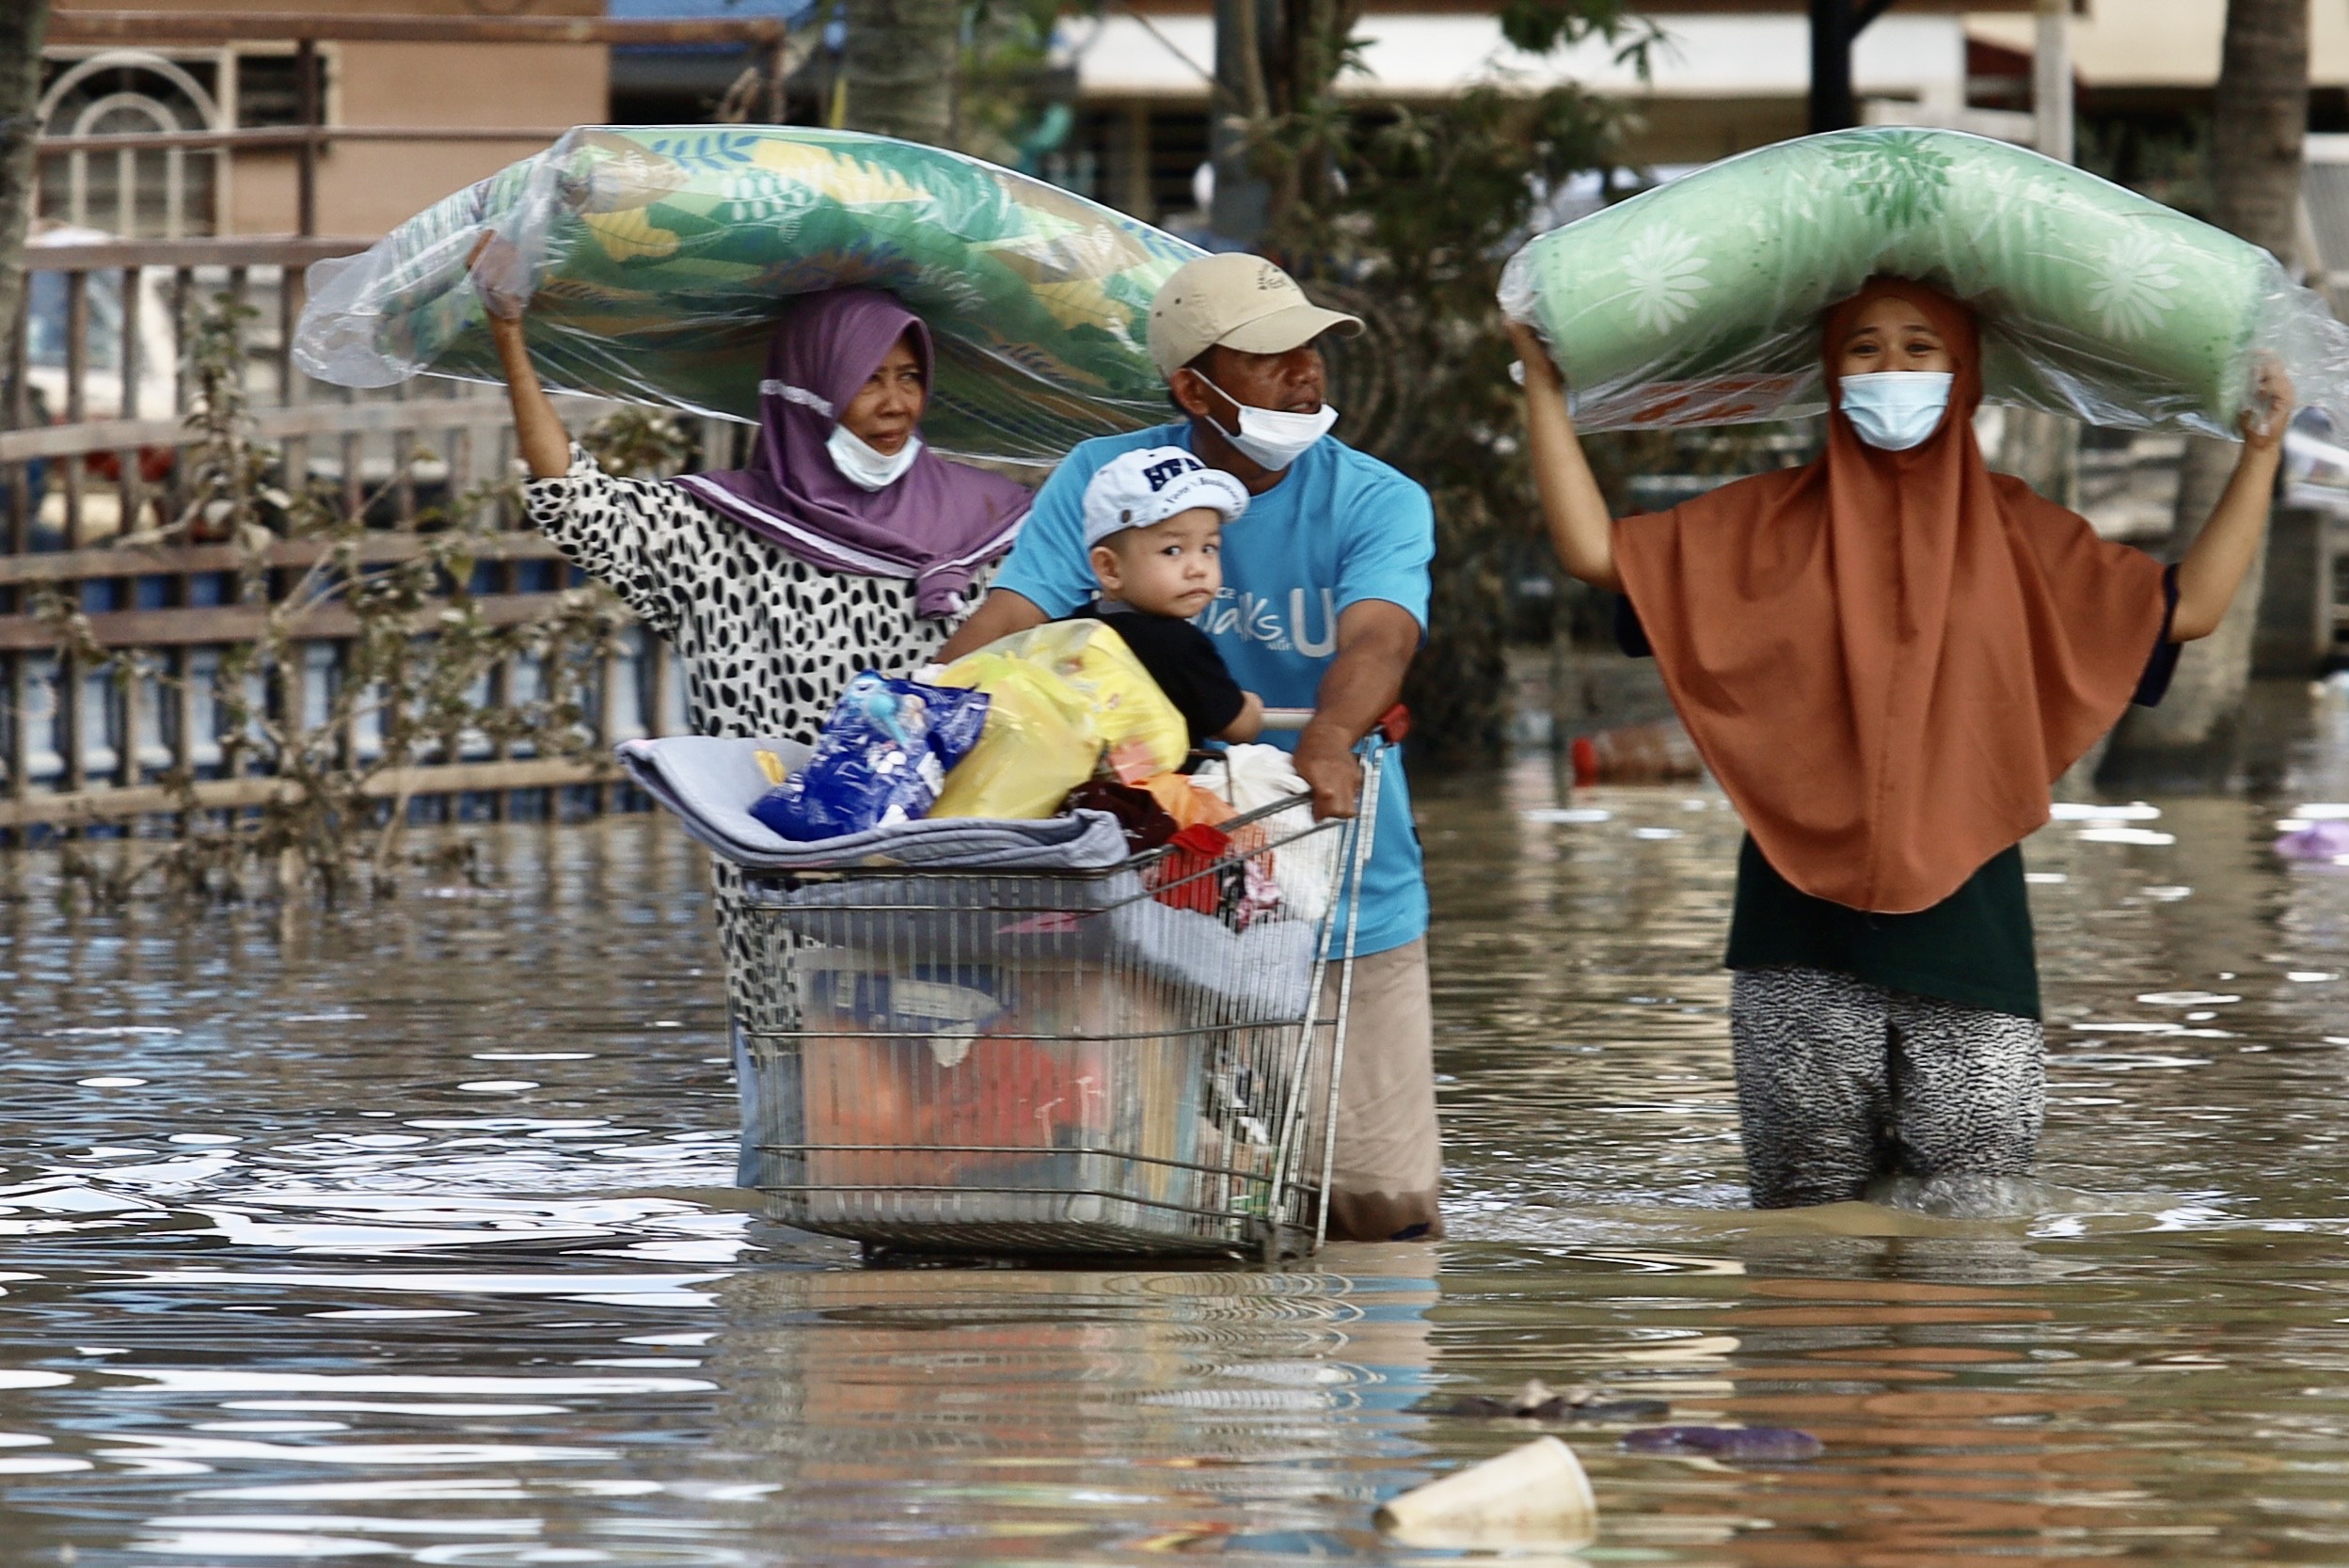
top-left (294, 126), bottom-right (1205, 467)
top-left (1498, 128), bottom-right (2349, 437)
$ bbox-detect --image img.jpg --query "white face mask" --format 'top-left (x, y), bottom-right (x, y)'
top-left (826, 423), bottom-right (924, 490)
top-left (1197, 375), bottom-right (1339, 471)
top-left (1837, 372), bottom-right (1954, 451)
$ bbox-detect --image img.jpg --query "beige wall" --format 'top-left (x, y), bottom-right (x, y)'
top-left (1968, 0), bottom-right (2349, 89)
top-left (53, 0), bottom-right (609, 238)
top-left (228, 41), bottom-right (607, 235)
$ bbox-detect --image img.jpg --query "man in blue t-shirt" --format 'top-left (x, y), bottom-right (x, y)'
top-left (938, 254), bottom-right (1442, 1243)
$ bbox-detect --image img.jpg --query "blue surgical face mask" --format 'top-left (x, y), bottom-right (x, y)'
top-left (1837, 372), bottom-right (1954, 451)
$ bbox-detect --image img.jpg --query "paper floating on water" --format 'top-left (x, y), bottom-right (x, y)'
top-left (1375, 1435), bottom-right (1597, 1547)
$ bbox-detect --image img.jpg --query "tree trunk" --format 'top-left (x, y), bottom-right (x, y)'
top-left (841, 0), bottom-right (959, 147)
top-left (0, 1), bottom-right (51, 378)
top-left (2108, 0), bottom-right (2306, 768)
top-left (1210, 0), bottom-right (1274, 241)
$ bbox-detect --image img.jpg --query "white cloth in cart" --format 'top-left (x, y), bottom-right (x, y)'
top-left (613, 735), bottom-right (1132, 871)
top-left (1192, 744), bottom-right (1339, 926)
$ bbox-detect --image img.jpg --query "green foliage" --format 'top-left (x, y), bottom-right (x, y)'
top-left (2080, 114), bottom-right (2213, 223)
top-left (1267, 84), bottom-right (1627, 758)
top-left (954, 0), bottom-right (1077, 171)
top-left (36, 295), bottom-right (641, 908)
top-left (1497, 0), bottom-right (1661, 72)
top-left (581, 403), bottom-right (697, 480)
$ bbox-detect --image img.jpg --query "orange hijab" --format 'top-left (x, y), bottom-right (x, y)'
top-left (1611, 279), bottom-right (2167, 914)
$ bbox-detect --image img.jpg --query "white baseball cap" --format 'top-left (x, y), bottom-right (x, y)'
top-left (1082, 446), bottom-right (1250, 548)
top-left (1146, 254), bottom-right (1363, 379)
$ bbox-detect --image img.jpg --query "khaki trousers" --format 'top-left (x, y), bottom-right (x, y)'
top-left (1309, 937), bottom-right (1444, 1242)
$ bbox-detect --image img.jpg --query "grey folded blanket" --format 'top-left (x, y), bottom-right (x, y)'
top-left (611, 735), bottom-right (1131, 871)
top-left (614, 734), bottom-right (1318, 1019)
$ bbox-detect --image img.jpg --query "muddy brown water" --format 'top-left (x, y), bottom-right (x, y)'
top-left (9, 711), bottom-right (2349, 1564)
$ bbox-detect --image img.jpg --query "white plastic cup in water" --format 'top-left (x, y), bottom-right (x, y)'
top-left (1373, 1434), bottom-right (1598, 1547)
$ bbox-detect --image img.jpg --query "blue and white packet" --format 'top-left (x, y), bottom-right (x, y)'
top-left (752, 673), bottom-right (991, 842)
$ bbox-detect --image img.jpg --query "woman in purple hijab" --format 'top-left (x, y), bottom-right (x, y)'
top-left (485, 284), bottom-right (1032, 745)
top-left (675, 290), bottom-right (1031, 619)
top-left (483, 281), bottom-right (1032, 1070)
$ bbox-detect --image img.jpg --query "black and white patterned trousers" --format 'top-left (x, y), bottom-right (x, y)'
top-left (1728, 966), bottom-right (2045, 1209)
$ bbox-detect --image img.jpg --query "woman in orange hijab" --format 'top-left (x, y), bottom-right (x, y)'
top-left (1509, 278), bottom-right (2293, 1208)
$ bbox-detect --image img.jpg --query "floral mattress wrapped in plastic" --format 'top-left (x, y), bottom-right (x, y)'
top-left (1500, 127), bottom-right (2349, 436)
top-left (293, 125), bottom-right (1204, 467)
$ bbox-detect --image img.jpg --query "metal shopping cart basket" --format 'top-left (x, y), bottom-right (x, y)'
top-left (730, 727), bottom-right (1388, 1263)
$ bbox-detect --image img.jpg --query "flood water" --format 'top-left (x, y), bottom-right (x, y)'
top-left (12, 696), bottom-right (2349, 1564)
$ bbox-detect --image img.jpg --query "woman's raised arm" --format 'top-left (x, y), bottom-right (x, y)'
top-left (1508, 321), bottom-right (1620, 593)
top-left (470, 234), bottom-right (572, 480)
top-left (2172, 360), bottom-right (2295, 641)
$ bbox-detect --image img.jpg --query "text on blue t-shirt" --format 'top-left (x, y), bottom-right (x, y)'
top-left (991, 421), bottom-right (1434, 957)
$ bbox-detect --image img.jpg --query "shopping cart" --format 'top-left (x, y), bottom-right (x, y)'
top-left (730, 713), bottom-right (1389, 1263)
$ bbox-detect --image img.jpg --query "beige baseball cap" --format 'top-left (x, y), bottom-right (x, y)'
top-left (1147, 254), bottom-right (1362, 379)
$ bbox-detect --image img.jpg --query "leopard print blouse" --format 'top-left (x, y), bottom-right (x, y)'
top-left (525, 442), bottom-right (968, 742)
top-left (525, 443), bottom-right (1001, 1051)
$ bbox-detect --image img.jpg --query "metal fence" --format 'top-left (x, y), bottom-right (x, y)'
top-left (0, 233), bottom-right (689, 834)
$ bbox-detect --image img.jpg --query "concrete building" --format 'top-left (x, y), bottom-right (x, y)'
top-left (40, 0), bottom-right (2316, 240)
top-left (40, 0), bottom-right (612, 238)
top-left (1047, 0), bottom-right (2017, 222)
top-left (1967, 0), bottom-right (2349, 123)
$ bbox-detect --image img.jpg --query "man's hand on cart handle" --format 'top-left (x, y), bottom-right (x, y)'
top-left (1260, 703), bottom-right (1406, 820)
top-left (1259, 708), bottom-right (1400, 821)
top-left (1294, 726), bottom-right (1365, 820)
top-left (1287, 600), bottom-right (1421, 819)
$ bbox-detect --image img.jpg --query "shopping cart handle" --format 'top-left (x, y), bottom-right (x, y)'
top-left (1253, 704), bottom-right (1410, 741)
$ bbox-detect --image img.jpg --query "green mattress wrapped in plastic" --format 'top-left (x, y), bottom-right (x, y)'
top-left (294, 126), bottom-right (1205, 467)
top-left (1499, 127), bottom-right (2349, 436)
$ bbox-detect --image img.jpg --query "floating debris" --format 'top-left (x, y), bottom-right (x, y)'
top-left (2277, 820), bottom-right (2349, 861)
top-left (2050, 801), bottom-right (2161, 821)
top-left (1375, 1435), bottom-right (1597, 1546)
top-left (1435, 1378), bottom-right (1670, 1424)
top-left (2077, 827), bottom-right (2177, 846)
top-left (1620, 1424), bottom-right (1823, 1462)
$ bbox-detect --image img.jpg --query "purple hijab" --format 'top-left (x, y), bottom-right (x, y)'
top-left (672, 290), bottom-right (1032, 618)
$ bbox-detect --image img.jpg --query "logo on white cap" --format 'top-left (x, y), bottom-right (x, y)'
top-left (1082, 446), bottom-right (1250, 548)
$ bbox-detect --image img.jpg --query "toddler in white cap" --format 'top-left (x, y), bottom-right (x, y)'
top-left (1073, 445), bottom-right (1263, 745)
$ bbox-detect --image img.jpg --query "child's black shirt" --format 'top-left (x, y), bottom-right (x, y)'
top-left (1065, 601), bottom-right (1246, 746)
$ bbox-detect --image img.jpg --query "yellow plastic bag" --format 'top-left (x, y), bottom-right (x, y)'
top-left (928, 620), bottom-right (1190, 820)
